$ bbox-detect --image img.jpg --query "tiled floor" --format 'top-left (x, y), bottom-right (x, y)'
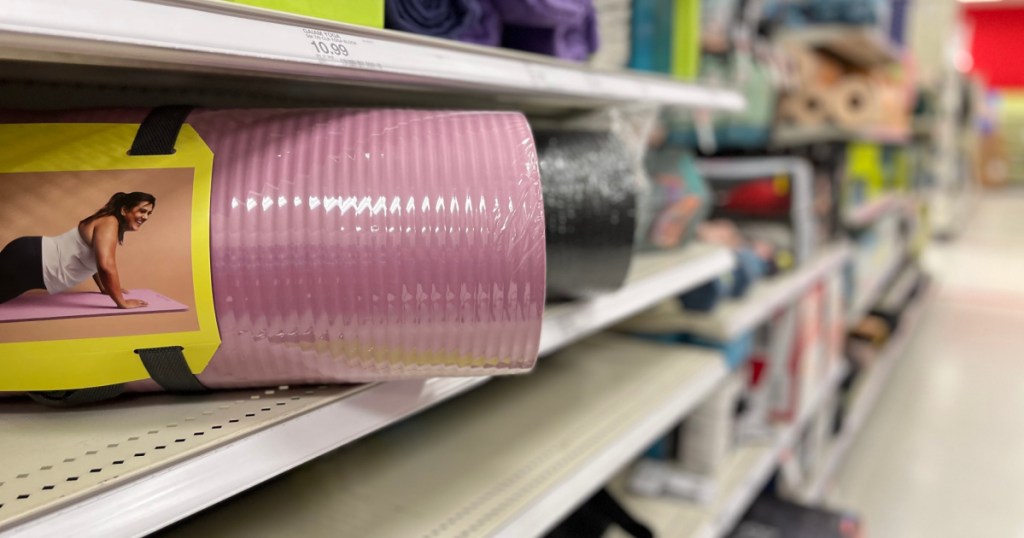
top-left (828, 193), bottom-right (1024, 537)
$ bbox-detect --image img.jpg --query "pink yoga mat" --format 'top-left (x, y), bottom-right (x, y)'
top-left (12, 109), bottom-right (546, 390)
top-left (0, 290), bottom-right (187, 323)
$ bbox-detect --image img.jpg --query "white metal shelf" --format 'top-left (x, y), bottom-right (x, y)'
top-left (801, 277), bottom-right (932, 502)
top-left (843, 195), bottom-right (913, 229)
top-left (0, 377), bottom-right (486, 538)
top-left (540, 244), bottom-right (735, 355)
top-left (606, 358), bottom-right (850, 538)
top-left (847, 245), bottom-right (906, 328)
top-left (157, 335), bottom-right (729, 538)
top-left (615, 244), bottom-right (851, 341)
top-left (776, 25), bottom-right (903, 68)
top-left (0, 243), bottom-right (731, 537)
top-left (0, 0), bottom-right (746, 112)
top-left (772, 125), bottom-right (911, 148)
top-left (876, 264), bottom-right (922, 314)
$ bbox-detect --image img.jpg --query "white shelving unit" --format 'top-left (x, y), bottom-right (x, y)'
top-left (0, 0), bottom-right (745, 112)
top-left (541, 244), bottom-right (735, 355)
top-left (696, 157), bottom-right (816, 264)
top-left (153, 335), bottom-right (730, 538)
top-left (847, 247), bottom-right (906, 328)
top-left (0, 3), bottom-right (930, 537)
top-left (0, 244), bottom-right (734, 538)
top-left (616, 244), bottom-right (851, 341)
top-left (606, 358), bottom-right (851, 538)
top-left (0, 379), bottom-right (486, 538)
top-left (801, 276), bottom-right (932, 502)
top-left (876, 265), bottom-right (922, 314)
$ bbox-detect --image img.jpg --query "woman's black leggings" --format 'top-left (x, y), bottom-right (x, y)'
top-left (0, 236), bottom-right (45, 304)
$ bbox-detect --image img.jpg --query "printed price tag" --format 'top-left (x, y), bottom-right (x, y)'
top-left (301, 27), bottom-right (385, 71)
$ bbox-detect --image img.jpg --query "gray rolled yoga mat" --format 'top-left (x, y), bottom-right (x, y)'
top-left (537, 130), bottom-right (638, 298)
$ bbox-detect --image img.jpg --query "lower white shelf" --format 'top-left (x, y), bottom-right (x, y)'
top-left (606, 358), bottom-right (850, 538)
top-left (540, 243), bottom-right (734, 355)
top-left (843, 195), bottom-right (912, 229)
top-left (615, 244), bottom-right (851, 341)
top-left (847, 247), bottom-right (906, 328)
top-left (159, 335), bottom-right (728, 538)
top-left (0, 378), bottom-right (485, 538)
top-left (0, 243), bottom-right (733, 538)
top-left (876, 264), bottom-right (922, 314)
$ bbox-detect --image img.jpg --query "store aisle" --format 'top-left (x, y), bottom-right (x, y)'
top-left (827, 192), bottom-right (1024, 538)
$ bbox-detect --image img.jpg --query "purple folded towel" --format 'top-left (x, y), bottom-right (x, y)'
top-left (386, 0), bottom-right (500, 46)
top-left (493, 0), bottom-right (591, 27)
top-left (502, 3), bottom-right (598, 61)
top-left (460, 0), bottom-right (503, 45)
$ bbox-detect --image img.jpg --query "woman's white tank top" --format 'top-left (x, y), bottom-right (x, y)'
top-left (41, 227), bottom-right (98, 294)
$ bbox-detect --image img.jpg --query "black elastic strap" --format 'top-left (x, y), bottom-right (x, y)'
top-left (128, 106), bottom-right (193, 156)
top-left (137, 346), bottom-right (207, 393)
top-left (546, 488), bottom-right (653, 538)
top-left (129, 106), bottom-right (204, 394)
top-left (26, 347), bottom-right (205, 407)
top-left (28, 384), bottom-right (126, 407)
top-left (589, 489), bottom-right (654, 538)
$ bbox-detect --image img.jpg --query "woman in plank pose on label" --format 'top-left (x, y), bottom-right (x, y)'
top-left (0, 192), bottom-right (155, 308)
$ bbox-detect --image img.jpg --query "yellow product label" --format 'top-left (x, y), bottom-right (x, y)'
top-left (775, 250), bottom-right (794, 271)
top-left (846, 142), bottom-right (885, 197)
top-left (772, 175), bottom-right (790, 195)
top-left (0, 123), bottom-right (220, 391)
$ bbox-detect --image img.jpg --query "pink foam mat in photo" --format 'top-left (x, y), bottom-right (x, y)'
top-left (0, 290), bottom-right (188, 323)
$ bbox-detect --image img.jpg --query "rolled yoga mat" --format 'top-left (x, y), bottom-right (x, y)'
top-left (536, 131), bottom-right (637, 298)
top-left (827, 77), bottom-right (878, 128)
top-left (6, 108), bottom-right (546, 390)
top-left (385, 0), bottom-right (502, 46)
top-left (778, 88), bottom-right (831, 128)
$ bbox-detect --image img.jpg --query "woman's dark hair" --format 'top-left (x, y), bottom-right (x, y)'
top-left (80, 192), bottom-right (157, 244)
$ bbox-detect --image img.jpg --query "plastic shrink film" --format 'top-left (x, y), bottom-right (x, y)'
top-left (536, 131), bottom-right (637, 298)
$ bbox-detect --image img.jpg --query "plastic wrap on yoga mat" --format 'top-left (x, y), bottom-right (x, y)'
top-left (386, 0), bottom-right (501, 46)
top-left (6, 108), bottom-right (546, 389)
top-left (536, 131), bottom-right (636, 298)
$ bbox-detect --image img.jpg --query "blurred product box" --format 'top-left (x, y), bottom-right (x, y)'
top-left (766, 280), bottom-right (834, 422)
top-left (630, 0), bottom-right (701, 79)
